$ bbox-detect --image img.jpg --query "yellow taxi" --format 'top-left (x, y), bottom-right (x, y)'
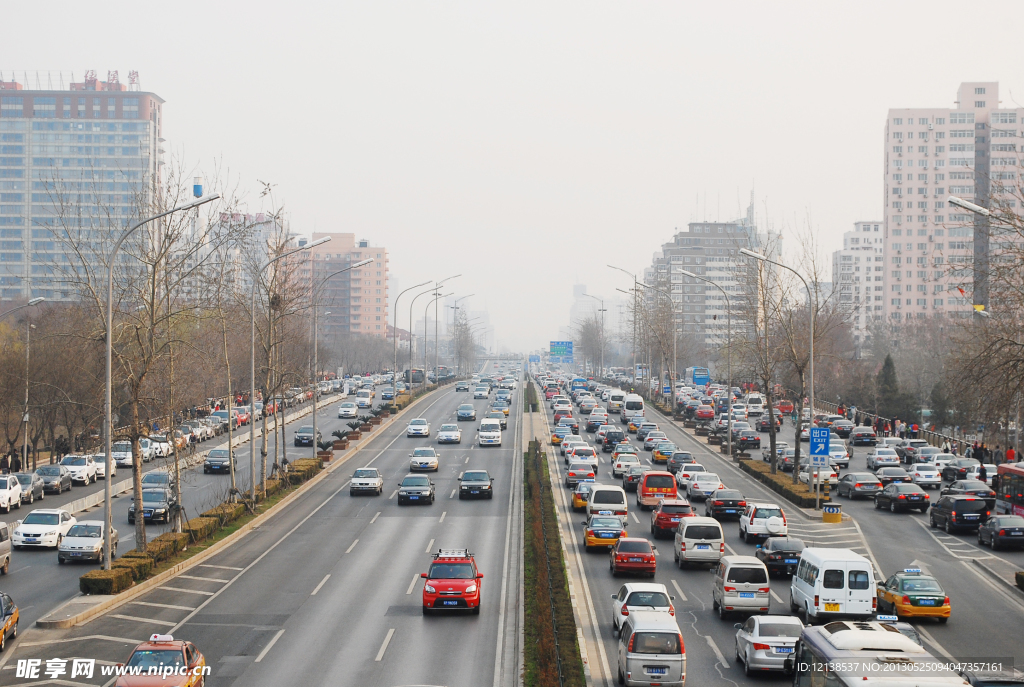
top-left (628, 417), bottom-right (646, 433)
top-left (115, 634), bottom-right (207, 687)
top-left (611, 444), bottom-right (639, 462)
top-left (876, 568), bottom-right (950, 622)
top-left (551, 428), bottom-right (571, 445)
top-left (581, 512), bottom-right (627, 551)
top-left (0, 593), bottom-right (18, 650)
top-left (572, 480), bottom-right (596, 511)
top-left (651, 442), bottom-right (676, 464)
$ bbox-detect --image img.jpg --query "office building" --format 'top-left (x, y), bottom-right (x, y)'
top-left (832, 221), bottom-right (884, 344)
top-left (307, 233), bottom-right (389, 337)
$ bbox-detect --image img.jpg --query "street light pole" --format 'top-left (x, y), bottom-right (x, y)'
top-left (609, 266), bottom-right (639, 390)
top-left (21, 322), bottom-right (35, 471)
top-left (681, 270), bottom-right (732, 457)
top-left (425, 291), bottom-right (454, 390)
top-left (583, 294), bottom-right (606, 378)
top-left (250, 236), bottom-right (332, 502)
top-left (393, 281), bottom-right (431, 405)
top-left (636, 282), bottom-right (677, 414)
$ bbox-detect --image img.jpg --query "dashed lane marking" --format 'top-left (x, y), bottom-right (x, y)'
top-left (465, 456), bottom-right (470, 463)
top-left (389, 489), bottom-right (398, 499)
top-left (109, 614), bottom-right (176, 627)
top-left (311, 574), bottom-right (331, 595)
top-left (450, 489), bottom-right (456, 498)
top-left (439, 511), bottom-right (447, 523)
top-left (375, 628), bottom-right (396, 662)
top-left (199, 564), bottom-right (243, 571)
top-left (345, 540), bottom-right (359, 554)
top-left (630, 512), bottom-right (640, 524)
top-left (705, 635), bottom-right (730, 669)
top-left (770, 589), bottom-right (784, 604)
top-left (406, 574), bottom-right (419, 595)
top-left (425, 538), bottom-right (435, 553)
top-left (671, 579), bottom-right (688, 602)
top-left (370, 511), bottom-right (381, 523)
top-left (254, 629), bottom-right (286, 663)
top-left (724, 542), bottom-right (738, 556)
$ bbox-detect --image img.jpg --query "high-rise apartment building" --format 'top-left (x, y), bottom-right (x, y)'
top-left (308, 233), bottom-right (389, 338)
top-left (832, 221), bottom-right (883, 344)
top-left (882, 82), bottom-right (1020, 323)
top-left (0, 71), bottom-right (163, 299)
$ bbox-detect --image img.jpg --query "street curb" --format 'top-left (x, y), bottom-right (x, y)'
top-left (971, 558), bottom-right (1024, 604)
top-left (36, 385), bottom-right (448, 630)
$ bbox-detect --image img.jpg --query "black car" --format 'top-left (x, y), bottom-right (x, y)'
top-left (601, 430), bottom-right (625, 452)
top-left (293, 425), bottom-right (321, 447)
top-left (704, 489), bottom-right (745, 519)
top-left (941, 480), bottom-right (996, 509)
top-left (874, 483), bottom-right (930, 512)
top-left (622, 466), bottom-right (645, 492)
top-left (875, 467), bottom-right (912, 486)
top-left (941, 458), bottom-right (980, 482)
top-left (666, 451), bottom-right (696, 474)
top-left (832, 420), bottom-right (854, 438)
top-left (977, 514), bottom-right (1024, 550)
top-left (203, 449), bottom-right (236, 474)
top-left (754, 536), bottom-right (805, 576)
top-left (455, 381), bottom-right (470, 392)
top-left (14, 472), bottom-right (45, 503)
top-left (35, 465), bottom-right (72, 494)
top-left (737, 431), bottom-right (761, 450)
top-left (486, 411), bottom-right (508, 430)
top-left (836, 472), bottom-right (882, 499)
top-left (397, 474), bottom-right (435, 505)
top-left (756, 415), bottom-right (781, 432)
top-left (929, 494), bottom-right (990, 532)
top-left (457, 470), bottom-right (493, 499)
top-left (128, 488), bottom-right (176, 524)
top-left (850, 426), bottom-right (877, 446)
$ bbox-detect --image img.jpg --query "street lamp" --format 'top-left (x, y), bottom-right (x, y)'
top-left (609, 266), bottom-right (639, 389)
top-left (583, 293), bottom-right (606, 378)
top-left (392, 281), bottom-right (430, 404)
top-left (425, 291), bottom-right (454, 389)
top-left (636, 282), bottom-right (677, 413)
top-left (310, 258), bottom-right (372, 459)
top-left (948, 195), bottom-right (992, 217)
top-left (103, 194), bottom-right (219, 569)
top-left (449, 294), bottom-right (474, 374)
top-left (21, 322), bottom-right (36, 472)
top-left (681, 269), bottom-right (732, 457)
top-left (250, 236), bottom-right (331, 502)
top-left (0, 297), bottom-right (45, 321)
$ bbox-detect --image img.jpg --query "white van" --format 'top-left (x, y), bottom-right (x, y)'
top-left (712, 555), bottom-right (771, 619)
top-left (587, 485), bottom-right (628, 517)
top-left (789, 548), bottom-right (875, 622)
top-left (616, 610), bottom-right (686, 687)
top-left (673, 516), bottom-right (724, 567)
top-left (355, 389), bottom-right (373, 408)
top-left (478, 419), bottom-right (502, 447)
top-left (622, 394), bottom-right (645, 422)
top-left (746, 395), bottom-right (765, 418)
top-left (608, 392), bottom-right (626, 414)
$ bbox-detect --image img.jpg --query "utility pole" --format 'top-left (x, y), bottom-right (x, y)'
top-left (22, 322), bottom-right (34, 470)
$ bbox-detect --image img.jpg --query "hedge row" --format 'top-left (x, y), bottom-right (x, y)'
top-left (1016, 571), bottom-right (1024, 592)
top-left (79, 567), bottom-right (134, 595)
top-left (738, 459), bottom-right (832, 508)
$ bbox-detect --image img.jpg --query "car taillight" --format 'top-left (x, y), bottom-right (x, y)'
top-left (724, 586), bottom-right (736, 592)
top-left (679, 542), bottom-right (685, 551)
top-left (587, 473), bottom-right (594, 478)
top-left (943, 596), bottom-right (950, 605)
top-left (627, 633), bottom-right (635, 652)
top-left (854, 483), bottom-right (863, 488)
top-left (986, 510), bottom-right (991, 516)
top-left (752, 643), bottom-right (770, 651)
top-left (758, 587), bottom-right (770, 593)
top-left (898, 494), bottom-right (906, 499)
top-left (814, 595), bottom-right (819, 607)
top-left (872, 596), bottom-right (877, 610)
top-left (668, 605), bottom-right (675, 616)
top-left (621, 606), bottom-right (629, 616)
top-left (781, 512), bottom-right (787, 525)
top-left (587, 529), bottom-right (594, 536)
top-left (714, 500), bottom-right (724, 506)
top-left (901, 595), bottom-right (911, 605)
top-left (999, 529), bottom-right (1006, 536)
top-left (951, 512), bottom-right (957, 520)
top-left (720, 542), bottom-right (725, 553)
top-left (621, 530), bottom-right (628, 537)
top-left (738, 501), bottom-right (746, 507)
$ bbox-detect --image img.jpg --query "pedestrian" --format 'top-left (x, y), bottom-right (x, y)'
top-left (965, 444), bottom-right (973, 458)
top-left (978, 464), bottom-right (988, 483)
top-left (1007, 446), bottom-right (1017, 464)
top-left (979, 443), bottom-right (988, 463)
top-left (11, 454), bottom-right (20, 472)
top-left (993, 445), bottom-right (1004, 465)
top-left (941, 438), bottom-right (951, 453)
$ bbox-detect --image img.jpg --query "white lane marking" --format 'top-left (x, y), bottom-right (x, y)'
top-left (375, 628), bottom-right (396, 662)
top-left (493, 395), bottom-right (522, 687)
top-left (465, 455), bottom-right (470, 463)
top-left (770, 589), bottom-right (784, 604)
top-left (131, 601), bottom-right (196, 611)
top-left (670, 579), bottom-right (688, 602)
top-left (109, 614), bottom-right (175, 627)
top-left (630, 512), bottom-right (640, 524)
top-left (406, 574), bottom-right (420, 595)
top-left (178, 574), bottom-right (229, 583)
top-left (311, 574), bottom-right (331, 595)
top-left (450, 489), bottom-right (457, 498)
top-left (254, 629), bottom-right (286, 663)
top-left (705, 635), bottom-right (730, 669)
top-left (425, 538), bottom-right (435, 553)
top-left (912, 622), bottom-right (955, 661)
top-left (345, 540), bottom-right (359, 554)
top-left (370, 511), bottom-right (381, 523)
top-left (439, 511), bottom-right (447, 523)
top-left (160, 586), bottom-right (214, 596)
top-left (723, 542), bottom-right (738, 556)
top-left (389, 489), bottom-right (398, 499)
top-left (199, 564), bottom-right (243, 571)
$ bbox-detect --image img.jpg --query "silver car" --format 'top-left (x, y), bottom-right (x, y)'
top-left (733, 615), bottom-right (803, 675)
top-left (58, 520), bottom-right (118, 563)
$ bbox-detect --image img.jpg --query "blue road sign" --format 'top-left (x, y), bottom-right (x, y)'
top-left (550, 341), bottom-right (573, 357)
top-left (563, 356), bottom-right (574, 365)
top-left (549, 356), bottom-right (561, 363)
top-left (528, 355), bottom-right (540, 363)
top-left (810, 427), bottom-right (830, 460)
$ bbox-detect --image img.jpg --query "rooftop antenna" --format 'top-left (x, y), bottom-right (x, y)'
top-left (46, 72), bottom-right (52, 90)
top-left (128, 70), bottom-right (139, 91)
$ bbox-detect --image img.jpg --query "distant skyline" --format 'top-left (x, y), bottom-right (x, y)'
top-left (6, 1), bottom-right (1024, 350)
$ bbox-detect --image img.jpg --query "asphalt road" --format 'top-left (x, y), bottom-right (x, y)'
top-left (536, 382), bottom-right (1024, 687)
top-left (0, 364), bottom-right (525, 687)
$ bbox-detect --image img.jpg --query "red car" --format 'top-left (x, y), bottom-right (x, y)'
top-left (554, 409), bottom-right (573, 424)
top-left (421, 549), bottom-right (483, 614)
top-left (610, 537), bottom-right (657, 577)
top-left (650, 499), bottom-right (694, 538)
top-left (544, 387), bottom-right (559, 400)
top-left (695, 405), bottom-right (715, 421)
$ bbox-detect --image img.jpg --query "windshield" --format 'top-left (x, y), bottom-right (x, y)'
top-left (36, 467), bottom-right (59, 476)
top-left (593, 490), bottom-right (624, 504)
top-left (754, 507), bottom-right (782, 518)
top-left (61, 457), bottom-right (87, 466)
top-left (126, 649), bottom-right (185, 669)
top-left (644, 475), bottom-right (675, 489)
top-left (23, 513), bottom-right (59, 525)
top-left (661, 504), bottom-right (692, 514)
top-left (402, 476), bottom-right (430, 487)
top-left (298, 426), bottom-right (313, 433)
top-left (412, 449), bottom-right (435, 457)
top-left (629, 632), bottom-right (682, 654)
top-left (684, 524), bottom-right (722, 539)
top-left (440, 425), bottom-right (459, 432)
top-left (617, 540), bottom-right (651, 553)
top-left (67, 524), bottom-right (102, 538)
top-left (463, 471), bottom-right (489, 481)
top-left (590, 517), bottom-right (621, 528)
top-left (625, 591), bottom-right (670, 608)
top-left (208, 450), bottom-right (229, 459)
top-left (961, 480), bottom-right (989, 490)
top-left (901, 577), bottom-right (943, 592)
top-left (142, 473), bottom-right (168, 484)
top-left (428, 562), bottom-right (475, 579)
top-left (14, 474), bottom-right (32, 485)
top-left (341, 403), bottom-right (356, 408)
top-left (410, 419), bottom-right (427, 426)
top-left (113, 442), bottom-right (131, 452)
top-left (758, 623), bottom-right (802, 638)
top-left (995, 516), bottom-right (1024, 527)
top-left (142, 492), bottom-right (167, 503)
top-left (353, 469), bottom-right (378, 478)
top-left (770, 538), bottom-right (805, 551)
top-left (697, 474), bottom-right (719, 483)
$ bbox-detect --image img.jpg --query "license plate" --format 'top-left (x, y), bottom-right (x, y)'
top-left (918, 599), bottom-right (936, 605)
top-left (725, 509), bottom-right (735, 513)
top-left (696, 544), bottom-right (710, 550)
top-left (825, 603), bottom-right (840, 612)
top-left (1011, 532), bottom-right (1023, 536)
top-left (471, 491), bottom-right (479, 494)
top-left (647, 667), bottom-right (667, 676)
top-left (739, 592), bottom-right (755, 599)
top-left (70, 552), bottom-right (82, 557)
top-left (656, 493), bottom-right (665, 498)
top-left (785, 559), bottom-right (798, 564)
top-left (26, 538), bottom-right (37, 542)
top-left (670, 517), bottom-right (680, 522)
top-left (964, 514), bottom-right (978, 519)
top-left (443, 600), bottom-right (459, 606)
top-left (409, 496), bottom-right (419, 500)
top-left (630, 557), bottom-right (642, 562)
top-left (775, 647), bottom-right (794, 653)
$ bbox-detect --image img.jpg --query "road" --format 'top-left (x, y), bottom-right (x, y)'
top-left (0, 363), bottom-right (525, 687)
top-left (534, 379), bottom-right (1024, 687)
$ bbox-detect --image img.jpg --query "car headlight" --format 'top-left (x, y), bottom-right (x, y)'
top-left (424, 584), bottom-right (436, 593)
top-left (399, 491), bottom-right (408, 495)
top-left (466, 584), bottom-right (477, 594)
top-left (13, 530), bottom-right (20, 537)
top-left (156, 508), bottom-right (166, 513)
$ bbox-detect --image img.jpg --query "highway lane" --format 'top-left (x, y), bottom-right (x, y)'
top-left (0, 367), bottom-right (524, 687)
top-left (535, 380), bottom-right (1024, 687)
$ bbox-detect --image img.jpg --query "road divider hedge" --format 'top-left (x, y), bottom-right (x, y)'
top-left (738, 459), bottom-right (832, 508)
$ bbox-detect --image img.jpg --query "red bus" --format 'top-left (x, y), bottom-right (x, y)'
top-left (995, 463), bottom-right (1024, 516)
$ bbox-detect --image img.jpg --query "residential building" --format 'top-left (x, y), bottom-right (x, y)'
top-left (882, 81), bottom-right (1021, 324)
top-left (0, 71), bottom-right (163, 299)
top-left (307, 233), bottom-right (389, 337)
top-left (832, 221), bottom-right (884, 344)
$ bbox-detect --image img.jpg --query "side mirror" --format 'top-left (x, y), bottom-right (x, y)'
top-left (420, 572), bottom-right (428, 578)
top-left (477, 573), bottom-right (484, 579)
top-left (611, 593), bottom-right (618, 599)
top-left (734, 622), bottom-right (742, 629)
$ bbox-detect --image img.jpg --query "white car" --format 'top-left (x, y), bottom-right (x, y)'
top-left (13, 508), bottom-right (76, 548)
top-left (0, 475), bottom-right (23, 513)
top-left (61, 455), bottom-right (98, 485)
top-left (610, 582), bottom-right (675, 635)
top-left (734, 615), bottom-right (804, 674)
top-left (866, 448), bottom-right (900, 471)
top-left (410, 447), bottom-right (439, 472)
top-left (93, 453), bottom-right (116, 480)
top-left (561, 437), bottom-right (587, 459)
top-left (910, 464), bottom-right (943, 488)
top-left (798, 466), bottom-right (838, 486)
top-left (965, 463), bottom-right (998, 486)
top-left (437, 424), bottom-right (462, 444)
top-left (686, 473), bottom-right (725, 500)
top-left (57, 520), bottom-right (116, 563)
top-left (111, 441), bottom-right (134, 468)
top-left (828, 442), bottom-right (850, 469)
top-left (474, 386), bottom-right (490, 399)
top-left (612, 453), bottom-right (641, 477)
top-left (406, 418), bottom-right (431, 437)
top-left (349, 467), bottom-right (384, 496)
top-left (137, 438), bottom-right (156, 462)
top-left (677, 464), bottom-right (707, 484)
top-left (738, 503), bottom-right (788, 543)
top-left (338, 402), bottom-right (358, 419)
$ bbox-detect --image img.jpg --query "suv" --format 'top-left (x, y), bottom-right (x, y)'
top-left (738, 503), bottom-right (787, 543)
top-left (929, 494), bottom-right (990, 532)
top-left (421, 548), bottom-right (483, 614)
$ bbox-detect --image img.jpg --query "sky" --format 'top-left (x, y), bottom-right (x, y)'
top-left (7, 1), bottom-right (1024, 352)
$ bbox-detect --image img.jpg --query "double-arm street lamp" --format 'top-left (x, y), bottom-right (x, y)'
top-left (104, 193), bottom-right (220, 570)
top-left (424, 291), bottom-right (454, 388)
top-left (583, 293), bottom-right (606, 377)
top-left (3, 299), bottom-right (45, 477)
top-left (250, 236), bottom-right (332, 502)
top-left (681, 269), bottom-right (732, 456)
top-left (608, 266), bottom-right (639, 388)
top-left (635, 283), bottom-right (676, 407)
top-left (448, 294), bottom-right (474, 374)
top-left (392, 281), bottom-right (431, 404)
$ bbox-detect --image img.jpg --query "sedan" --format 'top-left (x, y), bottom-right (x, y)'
top-left (867, 449), bottom-right (900, 471)
top-left (13, 473), bottom-right (44, 504)
top-left (798, 466), bottom-right (837, 486)
top-left (612, 453), bottom-right (641, 477)
top-left (565, 462), bottom-right (596, 488)
top-left (397, 474), bottom-right (435, 504)
top-left (941, 480), bottom-right (996, 509)
top-left (977, 514), bottom-right (1024, 550)
top-left (60, 455), bottom-right (97, 485)
top-left (128, 489), bottom-right (175, 524)
top-left (455, 381), bottom-right (470, 392)
top-left (836, 472), bottom-right (882, 499)
top-left (737, 430), bottom-right (761, 451)
top-left (410, 447), bottom-right (440, 472)
top-left (876, 467), bottom-right (913, 486)
top-left (910, 464), bottom-right (943, 489)
top-left (609, 537), bottom-right (657, 577)
top-left (704, 489), bottom-right (746, 519)
top-left (35, 465), bottom-right (72, 494)
top-left (12, 509), bottom-right (76, 548)
top-left (406, 418), bottom-right (431, 437)
top-left (622, 465), bottom-right (646, 492)
top-left (666, 452), bottom-right (696, 474)
top-left (651, 442), bottom-right (676, 463)
top-left (293, 425), bottom-right (321, 447)
top-left (850, 426), bottom-right (878, 446)
top-left (610, 583), bottom-right (674, 634)
top-left (338, 402), bottom-right (358, 419)
top-left (756, 416), bottom-right (782, 432)
top-left (754, 537), bottom-right (805, 576)
top-left (457, 470), bottom-right (494, 499)
top-left (203, 449), bottom-right (236, 474)
top-left (349, 467), bottom-right (384, 496)
top-left (643, 432), bottom-right (669, 451)
top-left (734, 615), bottom-right (804, 675)
top-left (832, 420), bottom-right (854, 438)
top-left (474, 386), bottom-right (490, 399)
top-left (942, 458), bottom-right (980, 482)
top-left (456, 404), bottom-right (477, 421)
top-left (874, 483), bottom-right (931, 512)
top-left (58, 520), bottom-right (117, 563)
top-left (686, 473), bottom-right (725, 501)
top-left (437, 424), bottom-right (462, 444)
top-left (486, 410), bottom-right (508, 430)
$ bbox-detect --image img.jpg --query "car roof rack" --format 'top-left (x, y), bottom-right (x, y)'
top-left (434, 548), bottom-right (472, 559)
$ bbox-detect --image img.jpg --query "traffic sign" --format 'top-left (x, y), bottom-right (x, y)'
top-left (528, 355), bottom-right (540, 363)
top-left (563, 356), bottom-right (574, 365)
top-left (550, 341), bottom-right (573, 357)
top-left (810, 427), bottom-right (830, 459)
top-left (549, 356), bottom-right (561, 363)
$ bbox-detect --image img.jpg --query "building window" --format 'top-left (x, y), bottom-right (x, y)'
top-left (974, 101), bottom-right (986, 108)
top-left (893, 118), bottom-right (903, 125)
top-left (950, 113), bottom-right (974, 124)
top-left (0, 97), bottom-right (24, 118)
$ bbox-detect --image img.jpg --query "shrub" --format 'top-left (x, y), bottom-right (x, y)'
top-left (112, 556), bottom-right (153, 581)
top-left (201, 502), bottom-right (246, 526)
top-left (80, 567), bottom-right (133, 595)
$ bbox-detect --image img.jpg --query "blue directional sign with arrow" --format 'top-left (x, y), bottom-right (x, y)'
top-left (809, 427), bottom-right (830, 466)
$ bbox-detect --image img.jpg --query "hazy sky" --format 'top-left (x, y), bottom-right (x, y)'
top-left (8, 2), bottom-right (1024, 351)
